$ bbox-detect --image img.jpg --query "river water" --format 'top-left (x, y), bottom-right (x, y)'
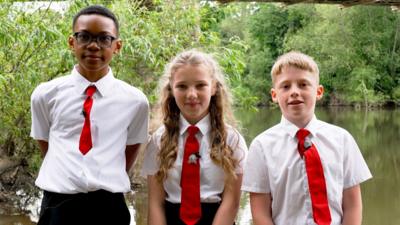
top-left (1, 107), bottom-right (399, 225)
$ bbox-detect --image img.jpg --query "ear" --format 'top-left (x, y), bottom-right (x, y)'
top-left (271, 88), bottom-right (278, 103)
top-left (113, 39), bottom-right (122, 54)
top-left (316, 85), bottom-right (324, 100)
top-left (68, 36), bottom-right (75, 51)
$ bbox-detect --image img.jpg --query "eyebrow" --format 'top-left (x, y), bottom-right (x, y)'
top-left (76, 30), bottom-right (115, 36)
top-left (277, 78), bottom-right (312, 85)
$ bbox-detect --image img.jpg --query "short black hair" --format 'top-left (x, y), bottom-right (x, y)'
top-left (72, 5), bottom-right (119, 35)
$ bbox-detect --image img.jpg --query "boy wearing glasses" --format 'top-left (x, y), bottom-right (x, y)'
top-left (30, 5), bottom-right (149, 225)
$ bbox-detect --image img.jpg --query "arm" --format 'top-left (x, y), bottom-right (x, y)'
top-left (37, 140), bottom-right (48, 158)
top-left (212, 175), bottom-right (243, 225)
top-left (250, 192), bottom-right (274, 225)
top-left (342, 185), bottom-right (362, 225)
top-left (31, 85), bottom-right (51, 154)
top-left (125, 144), bottom-right (141, 172)
top-left (147, 175), bottom-right (167, 225)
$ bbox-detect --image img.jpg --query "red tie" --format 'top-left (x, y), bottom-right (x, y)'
top-left (79, 85), bottom-right (96, 155)
top-left (297, 128), bottom-right (331, 225)
top-left (180, 125), bottom-right (201, 225)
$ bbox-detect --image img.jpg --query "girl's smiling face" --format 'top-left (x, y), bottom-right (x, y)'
top-left (171, 64), bottom-right (216, 124)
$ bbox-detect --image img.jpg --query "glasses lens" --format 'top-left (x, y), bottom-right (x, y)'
top-left (74, 32), bottom-right (115, 48)
top-left (97, 35), bottom-right (113, 48)
top-left (76, 33), bottom-right (91, 45)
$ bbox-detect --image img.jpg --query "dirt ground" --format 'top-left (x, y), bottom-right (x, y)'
top-left (0, 158), bottom-right (38, 215)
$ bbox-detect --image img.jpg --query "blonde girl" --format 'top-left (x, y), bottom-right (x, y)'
top-left (141, 49), bottom-right (247, 225)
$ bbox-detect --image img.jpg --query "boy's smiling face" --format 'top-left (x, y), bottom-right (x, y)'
top-left (68, 14), bottom-right (121, 81)
top-left (271, 66), bottom-right (324, 128)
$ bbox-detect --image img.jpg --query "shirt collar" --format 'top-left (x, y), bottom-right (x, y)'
top-left (71, 66), bottom-right (114, 97)
top-left (179, 114), bottom-right (211, 136)
top-left (280, 115), bottom-right (321, 139)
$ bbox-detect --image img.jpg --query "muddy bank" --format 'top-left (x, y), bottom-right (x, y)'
top-left (0, 157), bottom-right (39, 216)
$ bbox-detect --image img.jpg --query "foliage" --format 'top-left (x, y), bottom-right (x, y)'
top-left (199, 2), bottom-right (257, 108)
top-left (0, 0), bottom-right (250, 172)
top-left (0, 2), bottom-right (71, 169)
top-left (241, 3), bottom-right (400, 106)
top-left (392, 86), bottom-right (400, 104)
top-left (240, 4), bottom-right (318, 104)
top-left (206, 2), bottom-right (399, 105)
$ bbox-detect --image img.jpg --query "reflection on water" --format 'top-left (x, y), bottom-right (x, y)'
top-left (0, 215), bottom-right (34, 225)
top-left (1, 107), bottom-right (400, 225)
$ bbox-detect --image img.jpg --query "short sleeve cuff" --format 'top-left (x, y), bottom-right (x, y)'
top-left (241, 184), bottom-right (270, 193)
top-left (344, 173), bottom-right (373, 189)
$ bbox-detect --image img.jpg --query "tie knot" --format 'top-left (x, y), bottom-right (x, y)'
top-left (296, 128), bottom-right (310, 142)
top-left (85, 85), bottom-right (96, 97)
top-left (187, 125), bottom-right (199, 136)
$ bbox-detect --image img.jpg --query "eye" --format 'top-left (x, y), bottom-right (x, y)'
top-left (175, 84), bottom-right (187, 90)
top-left (196, 83), bottom-right (208, 89)
top-left (300, 82), bottom-right (308, 88)
top-left (77, 33), bottom-right (90, 42)
top-left (98, 35), bottom-right (113, 43)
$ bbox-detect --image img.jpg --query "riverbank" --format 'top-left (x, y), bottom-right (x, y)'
top-left (0, 158), bottom-right (37, 216)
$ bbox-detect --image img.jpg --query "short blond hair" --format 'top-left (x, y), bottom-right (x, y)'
top-left (271, 51), bottom-right (319, 85)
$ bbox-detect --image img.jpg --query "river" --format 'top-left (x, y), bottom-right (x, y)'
top-left (1, 107), bottom-right (399, 225)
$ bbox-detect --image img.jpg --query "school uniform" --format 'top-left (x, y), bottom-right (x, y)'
top-left (241, 115), bottom-right (372, 225)
top-left (141, 114), bottom-right (247, 225)
top-left (30, 66), bottom-right (149, 225)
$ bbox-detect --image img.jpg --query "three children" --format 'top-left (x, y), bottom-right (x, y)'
top-left (30, 4), bottom-right (372, 225)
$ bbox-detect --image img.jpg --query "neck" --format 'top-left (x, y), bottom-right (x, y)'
top-left (76, 65), bottom-right (109, 82)
top-left (289, 116), bottom-right (313, 129)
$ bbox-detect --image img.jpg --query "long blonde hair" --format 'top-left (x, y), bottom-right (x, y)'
top-left (153, 49), bottom-right (238, 183)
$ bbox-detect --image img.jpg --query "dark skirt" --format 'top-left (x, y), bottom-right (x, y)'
top-left (37, 189), bottom-right (130, 225)
top-left (165, 200), bottom-right (235, 225)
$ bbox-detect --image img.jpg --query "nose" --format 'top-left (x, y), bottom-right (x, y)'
top-left (86, 39), bottom-right (101, 50)
top-left (290, 85), bottom-right (300, 97)
top-left (186, 87), bottom-right (197, 99)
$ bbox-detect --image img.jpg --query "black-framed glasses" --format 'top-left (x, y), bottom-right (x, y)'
top-left (73, 32), bottom-right (117, 48)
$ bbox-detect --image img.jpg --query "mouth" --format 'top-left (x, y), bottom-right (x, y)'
top-left (185, 102), bottom-right (199, 107)
top-left (84, 55), bottom-right (102, 60)
top-left (288, 100), bottom-right (303, 105)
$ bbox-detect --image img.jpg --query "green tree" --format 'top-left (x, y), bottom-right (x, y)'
top-left (243, 3), bottom-right (316, 104)
top-left (0, 0), bottom-right (249, 175)
top-left (283, 5), bottom-right (399, 106)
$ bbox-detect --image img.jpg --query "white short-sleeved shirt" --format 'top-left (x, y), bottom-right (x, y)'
top-left (241, 115), bottom-right (372, 225)
top-left (141, 114), bottom-right (247, 203)
top-left (31, 67), bottom-right (149, 194)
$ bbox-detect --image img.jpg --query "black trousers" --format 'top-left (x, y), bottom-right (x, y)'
top-left (164, 201), bottom-right (235, 225)
top-left (37, 190), bottom-right (130, 225)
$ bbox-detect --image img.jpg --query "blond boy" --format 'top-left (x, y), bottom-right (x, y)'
top-left (242, 51), bottom-right (372, 225)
